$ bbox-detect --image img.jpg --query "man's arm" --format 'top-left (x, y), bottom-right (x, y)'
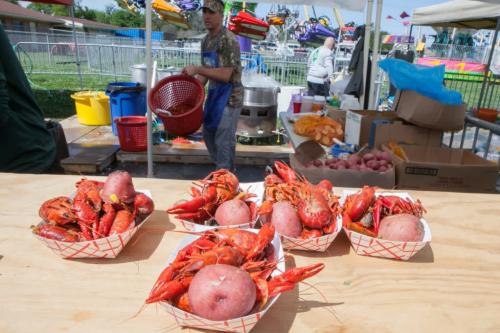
top-left (324, 50), bottom-right (334, 79)
top-left (195, 74), bottom-right (208, 86)
top-left (184, 65), bottom-right (233, 83)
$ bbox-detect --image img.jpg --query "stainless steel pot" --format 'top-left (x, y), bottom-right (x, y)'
top-left (242, 86), bottom-right (280, 107)
top-left (130, 64), bottom-right (147, 86)
top-left (157, 67), bottom-right (182, 81)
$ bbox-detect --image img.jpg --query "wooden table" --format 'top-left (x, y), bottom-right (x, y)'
top-left (1, 173), bottom-right (499, 333)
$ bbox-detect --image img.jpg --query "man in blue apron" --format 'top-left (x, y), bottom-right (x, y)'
top-left (182, 0), bottom-right (243, 172)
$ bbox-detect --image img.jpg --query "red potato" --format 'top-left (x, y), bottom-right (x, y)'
top-left (366, 160), bottom-right (379, 170)
top-left (362, 153), bottom-right (375, 162)
top-left (359, 165), bottom-right (371, 172)
top-left (101, 171), bottom-right (136, 204)
top-left (378, 159), bottom-right (388, 167)
top-left (378, 165), bottom-right (388, 172)
top-left (378, 213), bottom-right (425, 242)
top-left (312, 159), bottom-right (323, 167)
top-left (215, 199), bottom-right (252, 226)
top-left (380, 151), bottom-right (392, 162)
top-left (329, 164), bottom-right (338, 169)
top-left (188, 264), bottom-right (257, 321)
top-left (348, 154), bottom-right (361, 165)
top-left (271, 201), bottom-right (302, 238)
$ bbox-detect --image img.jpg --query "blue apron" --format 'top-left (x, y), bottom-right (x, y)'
top-left (202, 35), bottom-right (233, 133)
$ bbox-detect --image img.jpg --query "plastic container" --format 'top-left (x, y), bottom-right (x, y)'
top-left (148, 75), bottom-right (204, 136)
top-left (331, 143), bottom-right (355, 158)
top-left (71, 91), bottom-right (111, 125)
top-left (115, 116), bottom-right (147, 152)
top-left (106, 82), bottom-right (146, 135)
top-left (312, 95), bottom-right (326, 112)
top-left (475, 108), bottom-right (499, 123)
top-left (300, 95), bottom-right (313, 113)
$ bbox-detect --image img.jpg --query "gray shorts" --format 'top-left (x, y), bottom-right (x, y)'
top-left (203, 106), bottom-right (241, 171)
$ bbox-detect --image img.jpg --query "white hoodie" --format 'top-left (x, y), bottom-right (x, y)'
top-left (306, 46), bottom-right (334, 84)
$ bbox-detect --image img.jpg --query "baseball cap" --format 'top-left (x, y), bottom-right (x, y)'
top-left (202, 0), bottom-right (224, 13)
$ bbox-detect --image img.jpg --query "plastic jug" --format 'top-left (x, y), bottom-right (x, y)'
top-left (300, 95), bottom-right (313, 113)
top-left (312, 95), bottom-right (326, 112)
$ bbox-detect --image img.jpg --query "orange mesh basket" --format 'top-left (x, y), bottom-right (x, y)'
top-left (115, 116), bottom-right (147, 152)
top-left (148, 74), bottom-right (204, 136)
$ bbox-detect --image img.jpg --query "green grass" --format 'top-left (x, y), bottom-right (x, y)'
top-left (28, 73), bottom-right (127, 118)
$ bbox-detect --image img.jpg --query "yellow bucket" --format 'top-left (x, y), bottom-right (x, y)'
top-left (71, 91), bottom-right (111, 126)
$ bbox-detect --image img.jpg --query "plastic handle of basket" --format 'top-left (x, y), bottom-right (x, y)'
top-left (157, 108), bottom-right (173, 117)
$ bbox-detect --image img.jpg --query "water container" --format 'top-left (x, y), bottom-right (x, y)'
top-left (300, 95), bottom-right (313, 113)
top-left (105, 82), bottom-right (146, 135)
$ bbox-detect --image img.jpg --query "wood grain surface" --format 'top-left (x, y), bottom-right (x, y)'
top-left (0, 173), bottom-right (499, 333)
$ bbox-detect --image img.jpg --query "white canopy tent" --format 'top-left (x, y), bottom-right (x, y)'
top-left (412, 0), bottom-right (500, 112)
top-left (412, 0), bottom-right (500, 29)
top-left (143, 0), bottom-right (382, 177)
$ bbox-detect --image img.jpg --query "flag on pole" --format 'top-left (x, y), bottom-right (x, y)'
top-left (400, 11), bottom-right (410, 19)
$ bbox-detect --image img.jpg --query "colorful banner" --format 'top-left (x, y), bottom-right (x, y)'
top-left (382, 35), bottom-right (414, 44)
top-left (417, 57), bottom-right (486, 73)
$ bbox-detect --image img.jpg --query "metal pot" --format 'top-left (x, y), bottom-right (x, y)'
top-left (157, 67), bottom-right (182, 81)
top-left (130, 65), bottom-right (182, 86)
top-left (130, 64), bottom-right (147, 86)
top-left (242, 86), bottom-right (280, 107)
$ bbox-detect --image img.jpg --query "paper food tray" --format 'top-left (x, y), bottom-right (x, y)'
top-left (173, 182), bottom-right (264, 232)
top-left (340, 190), bottom-right (432, 261)
top-left (280, 214), bottom-right (342, 252)
top-left (33, 190), bottom-right (153, 259)
top-left (159, 228), bottom-right (284, 333)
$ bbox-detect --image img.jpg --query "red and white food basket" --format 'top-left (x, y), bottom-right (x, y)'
top-left (280, 215), bottom-right (342, 252)
top-left (32, 190), bottom-right (153, 259)
top-left (174, 182), bottom-right (264, 232)
top-left (341, 191), bottom-right (432, 261)
top-left (160, 228), bottom-right (284, 333)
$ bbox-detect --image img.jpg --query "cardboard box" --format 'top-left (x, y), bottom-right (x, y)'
top-left (290, 154), bottom-right (396, 189)
top-left (344, 110), bottom-right (442, 148)
top-left (390, 144), bottom-right (499, 193)
top-left (326, 106), bottom-right (346, 126)
top-left (392, 90), bottom-right (467, 131)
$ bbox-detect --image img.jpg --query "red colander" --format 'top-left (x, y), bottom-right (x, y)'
top-left (148, 74), bottom-right (205, 136)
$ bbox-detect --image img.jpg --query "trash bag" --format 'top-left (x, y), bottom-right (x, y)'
top-left (379, 58), bottom-right (462, 105)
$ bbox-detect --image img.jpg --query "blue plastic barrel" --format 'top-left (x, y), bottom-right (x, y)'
top-left (105, 82), bottom-right (146, 135)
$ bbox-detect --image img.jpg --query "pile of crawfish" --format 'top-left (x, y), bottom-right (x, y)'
top-left (33, 176), bottom-right (154, 242)
top-left (145, 223), bottom-right (324, 315)
top-left (259, 161), bottom-right (341, 239)
top-left (166, 169), bottom-right (256, 224)
top-left (342, 186), bottom-right (426, 237)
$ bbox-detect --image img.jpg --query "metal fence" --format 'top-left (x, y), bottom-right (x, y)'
top-left (423, 43), bottom-right (490, 63)
top-left (13, 41), bottom-right (309, 86)
top-left (9, 35), bottom-right (500, 109)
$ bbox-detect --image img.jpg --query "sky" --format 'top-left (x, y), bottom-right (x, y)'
top-left (20, 0), bottom-right (445, 36)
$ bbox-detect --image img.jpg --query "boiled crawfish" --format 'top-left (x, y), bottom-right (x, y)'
top-left (34, 176), bottom-right (154, 242)
top-left (260, 161), bottom-right (340, 239)
top-left (343, 186), bottom-right (426, 237)
top-left (145, 223), bottom-right (325, 314)
top-left (166, 169), bottom-right (242, 223)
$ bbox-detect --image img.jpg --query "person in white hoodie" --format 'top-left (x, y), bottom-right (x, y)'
top-left (306, 37), bottom-right (335, 96)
